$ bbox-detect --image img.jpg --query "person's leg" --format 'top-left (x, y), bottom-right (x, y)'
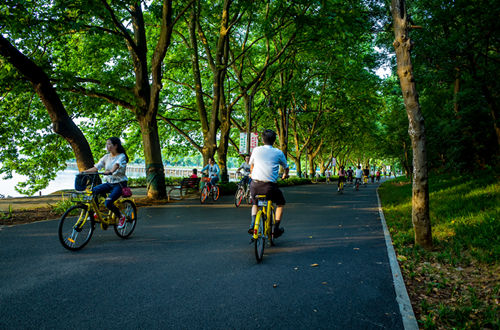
top-left (105, 184), bottom-right (122, 218)
top-left (92, 183), bottom-right (112, 204)
top-left (92, 183), bottom-right (112, 195)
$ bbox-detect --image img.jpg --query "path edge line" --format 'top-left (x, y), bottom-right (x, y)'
top-left (376, 187), bottom-right (419, 330)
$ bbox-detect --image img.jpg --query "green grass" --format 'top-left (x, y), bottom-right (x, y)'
top-left (379, 171), bottom-right (500, 264)
top-left (378, 170), bottom-right (499, 329)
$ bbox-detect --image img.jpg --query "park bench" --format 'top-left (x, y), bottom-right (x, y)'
top-left (167, 177), bottom-right (201, 201)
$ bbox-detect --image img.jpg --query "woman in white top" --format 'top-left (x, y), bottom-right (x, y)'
top-left (83, 137), bottom-right (129, 229)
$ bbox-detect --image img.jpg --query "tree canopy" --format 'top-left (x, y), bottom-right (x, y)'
top-left (1, 0), bottom-right (498, 196)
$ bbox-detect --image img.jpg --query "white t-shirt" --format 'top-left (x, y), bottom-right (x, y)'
top-left (249, 145), bottom-right (288, 183)
top-left (96, 153), bottom-right (128, 184)
top-left (355, 168), bottom-right (363, 179)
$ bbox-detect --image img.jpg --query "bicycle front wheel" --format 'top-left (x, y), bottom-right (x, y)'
top-left (114, 200), bottom-right (137, 239)
top-left (234, 186), bottom-right (244, 207)
top-left (58, 204), bottom-right (94, 251)
top-left (200, 186), bottom-right (208, 204)
top-left (254, 212), bottom-right (265, 263)
top-left (212, 186), bottom-right (220, 201)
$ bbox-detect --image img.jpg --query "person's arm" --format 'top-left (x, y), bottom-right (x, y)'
top-left (104, 163), bottom-right (120, 175)
top-left (82, 166), bottom-right (98, 173)
top-left (279, 152), bottom-right (289, 179)
top-left (82, 155), bottom-right (105, 173)
top-left (282, 167), bottom-right (289, 179)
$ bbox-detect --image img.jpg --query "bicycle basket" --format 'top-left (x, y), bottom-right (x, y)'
top-left (75, 173), bottom-right (98, 191)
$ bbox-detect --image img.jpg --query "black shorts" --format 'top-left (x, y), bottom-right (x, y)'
top-left (250, 181), bottom-right (286, 206)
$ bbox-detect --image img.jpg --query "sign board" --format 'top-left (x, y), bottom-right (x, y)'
top-left (239, 132), bottom-right (259, 154)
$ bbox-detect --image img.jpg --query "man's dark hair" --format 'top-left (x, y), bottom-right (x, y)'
top-left (262, 129), bottom-right (276, 145)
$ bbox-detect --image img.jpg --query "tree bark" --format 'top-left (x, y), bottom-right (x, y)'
top-left (0, 34), bottom-right (94, 171)
top-left (391, 0), bottom-right (432, 249)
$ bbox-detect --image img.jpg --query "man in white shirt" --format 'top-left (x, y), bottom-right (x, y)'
top-left (248, 129), bottom-right (289, 238)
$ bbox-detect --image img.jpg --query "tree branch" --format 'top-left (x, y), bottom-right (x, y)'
top-left (157, 114), bottom-right (202, 152)
top-left (68, 86), bottom-right (134, 110)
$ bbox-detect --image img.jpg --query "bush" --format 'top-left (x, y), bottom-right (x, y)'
top-left (277, 177), bottom-right (311, 186)
top-left (127, 176), bottom-right (187, 187)
top-left (128, 177), bottom-right (147, 187)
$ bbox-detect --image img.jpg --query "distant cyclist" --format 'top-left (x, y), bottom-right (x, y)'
top-left (236, 155), bottom-right (251, 186)
top-left (248, 129), bottom-right (289, 238)
top-left (347, 166), bottom-right (353, 183)
top-left (363, 166), bottom-right (370, 184)
top-left (338, 166), bottom-right (346, 192)
top-left (354, 165), bottom-right (363, 188)
top-left (201, 157), bottom-right (220, 188)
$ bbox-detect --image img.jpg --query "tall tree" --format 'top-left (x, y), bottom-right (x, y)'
top-left (391, 0), bottom-right (432, 249)
top-left (0, 35), bottom-right (95, 177)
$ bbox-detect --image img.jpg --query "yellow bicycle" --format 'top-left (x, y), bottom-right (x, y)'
top-left (338, 178), bottom-right (345, 194)
top-left (58, 173), bottom-right (137, 251)
top-left (252, 194), bottom-right (275, 263)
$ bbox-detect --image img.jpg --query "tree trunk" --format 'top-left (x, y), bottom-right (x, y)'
top-left (0, 34), bottom-right (94, 171)
top-left (138, 114), bottom-right (166, 199)
top-left (391, 0), bottom-right (432, 249)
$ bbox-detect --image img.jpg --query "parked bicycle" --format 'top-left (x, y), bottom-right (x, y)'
top-left (200, 176), bottom-right (220, 203)
top-left (251, 194), bottom-right (276, 263)
top-left (234, 173), bottom-right (251, 207)
top-left (58, 173), bottom-right (137, 251)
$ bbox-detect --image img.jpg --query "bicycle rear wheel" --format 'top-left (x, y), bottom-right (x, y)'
top-left (58, 204), bottom-right (94, 251)
top-left (114, 200), bottom-right (137, 238)
top-left (212, 186), bottom-right (220, 201)
top-left (254, 212), bottom-right (265, 263)
top-left (234, 186), bottom-right (244, 207)
top-left (200, 186), bottom-right (208, 204)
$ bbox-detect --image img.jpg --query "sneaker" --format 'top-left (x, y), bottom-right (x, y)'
top-left (117, 215), bottom-right (127, 229)
top-left (273, 227), bottom-right (284, 238)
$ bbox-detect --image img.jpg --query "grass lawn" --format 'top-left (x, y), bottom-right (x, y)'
top-left (378, 170), bottom-right (499, 329)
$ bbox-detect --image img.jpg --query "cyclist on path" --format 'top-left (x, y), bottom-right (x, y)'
top-left (354, 165), bottom-right (363, 188)
top-left (201, 157), bottom-right (220, 187)
top-left (338, 165), bottom-right (346, 192)
top-left (82, 137), bottom-right (129, 229)
top-left (347, 166), bottom-right (353, 183)
top-left (248, 129), bottom-right (289, 238)
top-left (236, 155), bottom-right (252, 187)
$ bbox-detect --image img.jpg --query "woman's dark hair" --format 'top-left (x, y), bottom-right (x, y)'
top-left (193, 168), bottom-right (198, 174)
top-left (262, 129), bottom-right (276, 145)
top-left (108, 137), bottom-right (129, 163)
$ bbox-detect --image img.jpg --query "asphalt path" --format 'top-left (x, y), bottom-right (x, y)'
top-left (0, 181), bottom-right (403, 329)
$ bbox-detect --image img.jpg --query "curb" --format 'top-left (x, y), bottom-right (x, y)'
top-left (376, 188), bottom-right (419, 330)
